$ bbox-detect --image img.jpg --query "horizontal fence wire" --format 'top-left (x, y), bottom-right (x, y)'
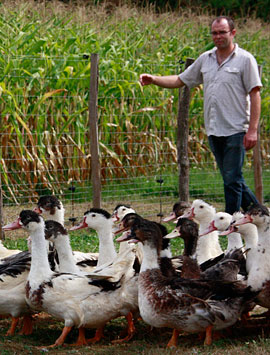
top-left (0, 55), bottom-right (269, 227)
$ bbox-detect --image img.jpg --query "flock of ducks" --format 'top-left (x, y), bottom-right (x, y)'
top-left (0, 196), bottom-right (270, 348)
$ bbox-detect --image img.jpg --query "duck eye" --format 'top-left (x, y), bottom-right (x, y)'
top-left (92, 214), bottom-right (96, 217)
top-left (220, 217), bottom-right (224, 220)
top-left (200, 206), bottom-right (203, 209)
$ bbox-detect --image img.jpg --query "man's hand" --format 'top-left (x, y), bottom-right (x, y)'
top-left (139, 74), bottom-right (155, 86)
top-left (243, 130), bottom-right (257, 150)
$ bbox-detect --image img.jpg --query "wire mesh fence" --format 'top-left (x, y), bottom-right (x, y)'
top-left (0, 54), bottom-right (269, 227)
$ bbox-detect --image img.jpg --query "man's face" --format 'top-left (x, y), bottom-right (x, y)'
top-left (211, 19), bottom-right (236, 50)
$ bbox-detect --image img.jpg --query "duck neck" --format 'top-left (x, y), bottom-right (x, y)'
top-left (256, 220), bottom-right (270, 247)
top-left (241, 227), bottom-right (258, 250)
top-left (43, 206), bottom-right (65, 225)
top-left (227, 232), bottom-right (243, 251)
top-left (53, 235), bottom-right (80, 274)
top-left (183, 235), bottom-right (197, 257)
top-left (52, 208), bottom-right (65, 225)
top-left (97, 222), bottom-right (117, 267)
top-left (196, 230), bottom-right (222, 263)
top-left (29, 223), bottom-right (53, 284)
top-left (140, 243), bottom-right (159, 272)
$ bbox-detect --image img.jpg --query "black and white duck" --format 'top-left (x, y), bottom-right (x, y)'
top-left (3, 210), bottom-right (138, 347)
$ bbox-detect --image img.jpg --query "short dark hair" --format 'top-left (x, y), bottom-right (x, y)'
top-left (211, 16), bottom-right (235, 31)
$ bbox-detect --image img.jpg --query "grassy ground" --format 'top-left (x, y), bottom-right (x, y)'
top-left (1, 308), bottom-right (270, 354)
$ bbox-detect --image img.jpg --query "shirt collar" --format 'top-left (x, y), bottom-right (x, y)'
top-left (209, 43), bottom-right (238, 58)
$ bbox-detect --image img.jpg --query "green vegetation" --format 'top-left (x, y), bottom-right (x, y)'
top-left (0, 0), bottom-right (269, 207)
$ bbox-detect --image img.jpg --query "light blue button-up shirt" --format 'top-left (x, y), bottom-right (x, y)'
top-left (179, 44), bottom-right (262, 137)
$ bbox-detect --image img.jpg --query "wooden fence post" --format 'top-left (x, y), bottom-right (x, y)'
top-left (253, 65), bottom-right (263, 203)
top-left (177, 58), bottom-right (194, 202)
top-left (89, 53), bottom-right (101, 208)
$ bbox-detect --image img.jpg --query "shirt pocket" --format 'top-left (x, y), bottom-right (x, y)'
top-left (223, 67), bottom-right (241, 84)
top-left (201, 68), bottom-right (214, 84)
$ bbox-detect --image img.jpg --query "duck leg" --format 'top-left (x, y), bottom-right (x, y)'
top-left (19, 315), bottom-right (33, 335)
top-left (6, 317), bottom-right (20, 336)
top-left (166, 329), bottom-right (180, 347)
top-left (47, 326), bottom-right (73, 347)
top-left (72, 327), bottom-right (88, 346)
top-left (112, 312), bottom-right (136, 343)
top-left (87, 326), bottom-right (105, 344)
top-left (204, 325), bottom-right (213, 345)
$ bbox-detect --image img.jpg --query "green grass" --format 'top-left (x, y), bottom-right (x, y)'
top-left (0, 312), bottom-right (270, 354)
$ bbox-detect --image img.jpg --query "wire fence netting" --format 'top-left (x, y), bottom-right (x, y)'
top-left (1, 55), bottom-right (269, 225)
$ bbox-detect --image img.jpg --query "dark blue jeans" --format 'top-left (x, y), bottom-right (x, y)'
top-left (208, 133), bottom-right (259, 214)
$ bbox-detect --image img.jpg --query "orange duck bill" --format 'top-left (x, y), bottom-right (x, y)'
top-left (3, 218), bottom-right (23, 231)
top-left (69, 217), bottom-right (88, 231)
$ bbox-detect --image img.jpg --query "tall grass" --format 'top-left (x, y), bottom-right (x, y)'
top-left (0, 0), bottom-right (269, 204)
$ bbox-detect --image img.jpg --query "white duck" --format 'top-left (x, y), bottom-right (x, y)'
top-left (112, 204), bottom-right (135, 223)
top-left (70, 208), bottom-right (117, 268)
top-left (181, 199), bottom-right (223, 263)
top-left (3, 210), bottom-right (138, 347)
top-left (200, 211), bottom-right (243, 253)
top-left (0, 251), bottom-right (33, 336)
top-left (232, 205), bottom-right (270, 308)
top-left (44, 220), bottom-right (86, 276)
top-left (34, 195), bottom-right (99, 265)
top-left (46, 218), bottom-right (138, 343)
top-left (0, 220), bottom-right (65, 337)
top-left (70, 208), bottom-right (139, 342)
top-left (112, 204), bottom-right (144, 263)
top-left (219, 211), bottom-right (258, 274)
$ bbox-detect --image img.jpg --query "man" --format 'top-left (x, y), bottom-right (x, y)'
top-left (139, 16), bottom-right (262, 214)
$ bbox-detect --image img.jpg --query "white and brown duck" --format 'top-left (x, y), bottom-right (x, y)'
top-left (117, 216), bottom-right (257, 347)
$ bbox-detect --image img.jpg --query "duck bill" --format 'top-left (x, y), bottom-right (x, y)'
top-left (219, 225), bottom-right (236, 236)
top-left (3, 218), bottom-right (22, 231)
top-left (179, 207), bottom-right (194, 220)
top-left (199, 220), bottom-right (217, 236)
top-left (162, 212), bottom-right (177, 222)
top-left (111, 212), bottom-right (119, 223)
top-left (116, 231), bottom-right (137, 243)
top-left (164, 229), bottom-right (180, 239)
top-left (69, 218), bottom-right (88, 231)
top-left (33, 206), bottom-right (42, 214)
top-left (234, 214), bottom-right (253, 226)
top-left (113, 223), bottom-right (127, 236)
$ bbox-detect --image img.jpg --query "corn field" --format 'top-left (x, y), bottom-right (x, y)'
top-left (0, 1), bottom-right (270, 222)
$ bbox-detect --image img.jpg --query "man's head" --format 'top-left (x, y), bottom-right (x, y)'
top-left (211, 16), bottom-right (236, 50)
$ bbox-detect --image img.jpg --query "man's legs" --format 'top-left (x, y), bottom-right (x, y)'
top-left (208, 133), bottom-right (258, 214)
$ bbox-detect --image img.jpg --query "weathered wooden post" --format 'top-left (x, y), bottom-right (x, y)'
top-left (253, 65), bottom-right (263, 203)
top-left (89, 53), bottom-right (101, 208)
top-left (177, 58), bottom-right (194, 202)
